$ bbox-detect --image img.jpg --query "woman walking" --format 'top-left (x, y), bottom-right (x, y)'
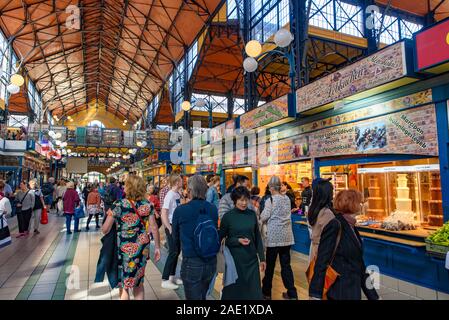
top-left (29, 179), bottom-right (45, 235)
top-left (15, 181), bottom-right (35, 238)
top-left (260, 176), bottom-right (297, 300)
top-left (63, 181), bottom-right (81, 234)
top-left (219, 186), bottom-right (266, 300)
top-left (55, 180), bottom-right (67, 216)
top-left (86, 185), bottom-right (101, 230)
top-left (102, 175), bottom-right (161, 300)
top-left (307, 178), bottom-right (335, 262)
top-left (206, 175), bottom-right (220, 208)
top-left (147, 185), bottom-right (162, 230)
top-left (309, 189), bottom-right (379, 300)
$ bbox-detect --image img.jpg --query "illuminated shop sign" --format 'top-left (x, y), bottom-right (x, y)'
top-left (415, 18), bottom-right (449, 74)
top-left (296, 41), bottom-right (416, 114)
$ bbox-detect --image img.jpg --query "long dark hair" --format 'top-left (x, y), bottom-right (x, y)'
top-left (308, 180), bottom-right (334, 226)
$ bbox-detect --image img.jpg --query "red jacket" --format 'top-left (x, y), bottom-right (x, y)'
top-left (63, 189), bottom-right (80, 214)
top-left (148, 194), bottom-right (161, 214)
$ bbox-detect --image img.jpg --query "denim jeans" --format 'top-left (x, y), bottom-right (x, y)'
top-left (65, 214), bottom-right (79, 233)
top-left (181, 257), bottom-right (217, 300)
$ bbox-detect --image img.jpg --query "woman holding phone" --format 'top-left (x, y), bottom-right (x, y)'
top-left (219, 186), bottom-right (266, 300)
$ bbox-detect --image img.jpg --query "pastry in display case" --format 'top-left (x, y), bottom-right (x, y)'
top-left (366, 175), bottom-right (385, 221)
top-left (325, 159), bottom-right (444, 232)
top-left (428, 172), bottom-right (443, 226)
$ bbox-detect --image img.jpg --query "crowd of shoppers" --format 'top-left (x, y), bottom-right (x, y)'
top-left (0, 170), bottom-right (378, 301)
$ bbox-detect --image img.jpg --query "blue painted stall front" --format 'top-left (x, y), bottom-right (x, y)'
top-left (291, 217), bottom-right (449, 294)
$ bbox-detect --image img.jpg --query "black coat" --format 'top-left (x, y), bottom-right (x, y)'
top-left (309, 214), bottom-right (379, 300)
top-left (95, 222), bottom-right (119, 288)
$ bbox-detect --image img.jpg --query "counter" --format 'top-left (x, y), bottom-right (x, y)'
top-left (291, 215), bottom-right (449, 294)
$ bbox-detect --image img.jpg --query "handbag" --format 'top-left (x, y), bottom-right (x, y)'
top-left (305, 220), bottom-right (342, 300)
top-left (74, 206), bottom-right (85, 219)
top-left (40, 207), bottom-right (48, 225)
top-left (87, 204), bottom-right (99, 215)
top-left (15, 190), bottom-right (30, 215)
top-left (0, 214), bottom-right (11, 248)
top-left (216, 238), bottom-right (226, 274)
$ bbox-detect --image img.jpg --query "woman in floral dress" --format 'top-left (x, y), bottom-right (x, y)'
top-left (102, 175), bottom-right (161, 300)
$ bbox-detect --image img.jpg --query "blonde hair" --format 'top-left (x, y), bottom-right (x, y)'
top-left (169, 174), bottom-right (181, 187)
top-left (29, 179), bottom-right (39, 189)
top-left (125, 175), bottom-right (146, 201)
top-left (67, 181), bottom-right (75, 189)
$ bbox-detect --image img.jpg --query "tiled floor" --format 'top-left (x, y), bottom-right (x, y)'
top-left (0, 212), bottom-right (447, 300)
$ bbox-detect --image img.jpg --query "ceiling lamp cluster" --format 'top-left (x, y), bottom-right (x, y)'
top-left (122, 119), bottom-right (127, 127)
top-left (243, 28), bottom-right (293, 73)
top-left (136, 141), bottom-right (147, 148)
top-left (67, 115), bottom-right (74, 122)
top-left (6, 73), bottom-right (25, 95)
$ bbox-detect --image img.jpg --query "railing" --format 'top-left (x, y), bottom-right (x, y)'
top-left (26, 124), bottom-right (172, 150)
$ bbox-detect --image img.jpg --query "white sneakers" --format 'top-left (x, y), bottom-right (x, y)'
top-left (161, 280), bottom-right (179, 290)
top-left (161, 276), bottom-right (183, 289)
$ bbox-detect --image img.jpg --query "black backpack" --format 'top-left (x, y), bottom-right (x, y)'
top-left (33, 190), bottom-right (43, 210)
top-left (42, 183), bottom-right (53, 196)
top-left (104, 186), bottom-right (115, 205)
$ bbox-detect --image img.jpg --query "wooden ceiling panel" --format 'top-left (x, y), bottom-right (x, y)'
top-left (0, 0), bottom-right (223, 124)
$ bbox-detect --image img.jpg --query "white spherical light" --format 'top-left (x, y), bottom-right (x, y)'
top-left (195, 98), bottom-right (206, 108)
top-left (136, 141), bottom-right (142, 147)
top-left (10, 74), bottom-right (24, 87)
top-left (245, 40), bottom-right (262, 58)
top-left (7, 84), bottom-right (20, 94)
top-left (128, 149), bottom-right (133, 154)
top-left (243, 57), bottom-right (258, 73)
top-left (181, 101), bottom-right (191, 111)
top-left (274, 29), bottom-right (293, 48)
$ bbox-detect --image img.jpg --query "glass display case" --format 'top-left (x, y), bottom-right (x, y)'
top-left (258, 161), bottom-right (312, 194)
top-left (225, 167), bottom-right (253, 189)
top-left (320, 158), bottom-right (444, 229)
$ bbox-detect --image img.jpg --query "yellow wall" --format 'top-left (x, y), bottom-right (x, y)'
top-left (64, 100), bottom-right (133, 129)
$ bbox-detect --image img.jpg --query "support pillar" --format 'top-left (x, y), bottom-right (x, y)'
top-left (362, 0), bottom-right (378, 55)
top-left (433, 84), bottom-right (449, 223)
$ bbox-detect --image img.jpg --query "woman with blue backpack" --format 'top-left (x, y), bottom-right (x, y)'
top-left (171, 175), bottom-right (219, 300)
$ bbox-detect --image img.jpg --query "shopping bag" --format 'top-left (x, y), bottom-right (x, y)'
top-left (0, 215), bottom-right (11, 248)
top-left (40, 207), bottom-right (48, 225)
top-left (74, 206), bottom-right (85, 219)
top-left (57, 199), bottom-right (64, 213)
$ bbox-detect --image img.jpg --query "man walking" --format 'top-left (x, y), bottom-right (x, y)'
top-left (172, 175), bottom-right (218, 300)
top-left (161, 174), bottom-right (183, 290)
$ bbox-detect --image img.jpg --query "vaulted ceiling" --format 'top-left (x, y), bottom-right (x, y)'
top-left (0, 0), bottom-right (224, 123)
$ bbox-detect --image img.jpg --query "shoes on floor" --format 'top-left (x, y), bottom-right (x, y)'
top-left (86, 226), bottom-right (90, 231)
top-left (161, 280), bottom-right (179, 290)
top-left (282, 292), bottom-right (298, 300)
top-left (16, 233), bottom-right (25, 238)
top-left (74, 229), bottom-right (81, 233)
top-left (169, 276), bottom-right (183, 285)
top-left (34, 230), bottom-right (40, 234)
top-left (96, 225), bottom-right (100, 229)
top-left (67, 231), bottom-right (72, 234)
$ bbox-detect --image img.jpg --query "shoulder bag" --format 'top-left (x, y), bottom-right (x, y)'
top-left (15, 190), bottom-right (30, 215)
top-left (305, 220), bottom-right (342, 300)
